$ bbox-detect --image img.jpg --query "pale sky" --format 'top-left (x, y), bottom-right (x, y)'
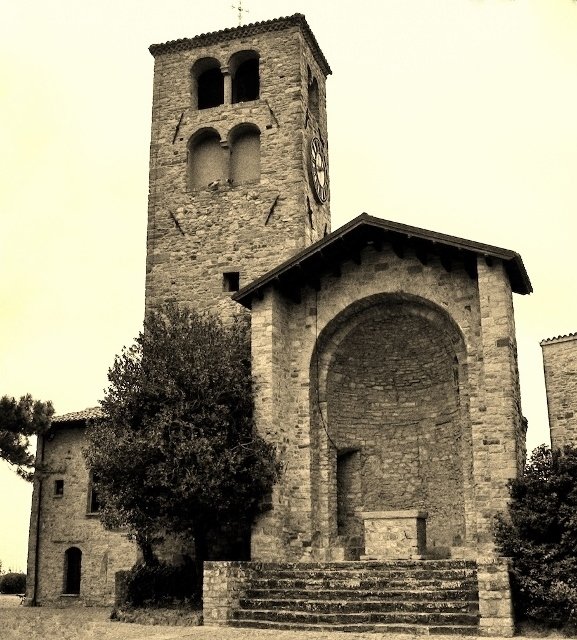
top-left (1, 0), bottom-right (576, 572)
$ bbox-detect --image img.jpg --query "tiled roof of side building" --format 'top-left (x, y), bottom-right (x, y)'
top-left (540, 332), bottom-right (577, 346)
top-left (149, 13), bottom-right (331, 76)
top-left (52, 406), bottom-right (103, 424)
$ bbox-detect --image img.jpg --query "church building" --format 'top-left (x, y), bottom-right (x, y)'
top-left (27, 14), bottom-right (536, 636)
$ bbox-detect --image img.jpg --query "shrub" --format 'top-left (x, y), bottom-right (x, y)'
top-left (117, 560), bottom-right (200, 608)
top-left (495, 444), bottom-right (577, 632)
top-left (0, 572), bottom-right (26, 594)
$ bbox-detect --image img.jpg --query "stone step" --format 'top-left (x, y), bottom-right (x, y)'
top-left (247, 568), bottom-right (477, 582)
top-left (244, 587), bottom-right (478, 601)
top-left (245, 577), bottom-right (478, 591)
top-left (248, 560), bottom-right (477, 571)
top-left (239, 598), bottom-right (480, 614)
top-left (228, 619), bottom-right (480, 635)
top-left (234, 608), bottom-right (479, 626)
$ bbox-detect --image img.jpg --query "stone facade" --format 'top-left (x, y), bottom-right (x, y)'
top-left (541, 333), bottom-right (577, 448)
top-left (145, 15), bottom-right (331, 319)
top-left (26, 418), bottom-right (137, 606)
top-left (241, 228), bottom-right (528, 563)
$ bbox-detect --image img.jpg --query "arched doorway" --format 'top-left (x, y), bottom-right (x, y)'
top-left (63, 547), bottom-right (82, 595)
top-left (310, 294), bottom-right (472, 559)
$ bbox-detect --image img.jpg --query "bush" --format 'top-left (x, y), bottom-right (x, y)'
top-left (118, 561), bottom-right (200, 608)
top-left (495, 444), bottom-right (577, 632)
top-left (0, 572), bottom-right (26, 594)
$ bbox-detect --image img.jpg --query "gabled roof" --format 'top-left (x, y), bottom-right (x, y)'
top-left (149, 14), bottom-right (331, 77)
top-left (233, 213), bottom-right (532, 308)
top-left (52, 407), bottom-right (102, 425)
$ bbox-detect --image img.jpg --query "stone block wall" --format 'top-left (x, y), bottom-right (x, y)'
top-left (473, 259), bottom-right (524, 548)
top-left (477, 557), bottom-right (515, 637)
top-left (203, 561), bottom-right (253, 625)
top-left (26, 427), bottom-right (137, 606)
top-left (541, 333), bottom-right (577, 448)
top-left (326, 304), bottom-right (465, 552)
top-left (146, 19), bottom-right (331, 319)
top-left (359, 510), bottom-right (427, 559)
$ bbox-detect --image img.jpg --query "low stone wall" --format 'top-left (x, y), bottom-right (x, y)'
top-left (477, 557), bottom-right (515, 637)
top-left (203, 561), bottom-right (253, 625)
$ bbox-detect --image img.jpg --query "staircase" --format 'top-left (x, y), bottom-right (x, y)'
top-left (229, 560), bottom-right (480, 635)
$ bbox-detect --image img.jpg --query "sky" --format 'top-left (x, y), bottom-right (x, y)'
top-left (1, 0), bottom-right (576, 572)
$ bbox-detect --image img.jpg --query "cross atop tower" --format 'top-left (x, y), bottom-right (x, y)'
top-left (232, 1), bottom-right (249, 26)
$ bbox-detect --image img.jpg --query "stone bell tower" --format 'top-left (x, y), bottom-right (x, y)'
top-left (145, 14), bottom-right (332, 317)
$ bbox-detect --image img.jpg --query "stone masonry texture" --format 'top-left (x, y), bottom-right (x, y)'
top-left (145, 17), bottom-right (331, 320)
top-left (541, 333), bottom-right (577, 448)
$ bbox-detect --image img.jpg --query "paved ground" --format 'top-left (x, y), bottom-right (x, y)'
top-left (0, 597), bottom-right (550, 640)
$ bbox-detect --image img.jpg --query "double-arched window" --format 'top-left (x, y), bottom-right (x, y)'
top-left (191, 51), bottom-right (259, 110)
top-left (188, 125), bottom-right (260, 190)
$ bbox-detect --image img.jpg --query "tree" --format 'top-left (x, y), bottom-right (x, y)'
top-left (495, 444), bottom-right (577, 631)
top-left (0, 395), bottom-right (53, 480)
top-left (0, 572), bottom-right (26, 594)
top-left (84, 305), bottom-right (280, 572)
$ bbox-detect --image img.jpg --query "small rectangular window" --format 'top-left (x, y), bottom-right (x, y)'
top-left (54, 479), bottom-right (64, 496)
top-left (223, 271), bottom-right (240, 292)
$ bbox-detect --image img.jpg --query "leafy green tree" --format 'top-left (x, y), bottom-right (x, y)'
top-left (495, 444), bottom-right (577, 631)
top-left (0, 395), bottom-right (53, 480)
top-left (84, 305), bottom-right (280, 571)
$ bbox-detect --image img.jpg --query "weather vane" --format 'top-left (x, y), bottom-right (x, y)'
top-left (232, 1), bottom-right (249, 26)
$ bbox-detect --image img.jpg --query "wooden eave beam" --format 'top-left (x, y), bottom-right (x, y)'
top-left (463, 254), bottom-right (478, 280)
top-left (439, 251), bottom-right (453, 273)
top-left (391, 239), bottom-right (406, 259)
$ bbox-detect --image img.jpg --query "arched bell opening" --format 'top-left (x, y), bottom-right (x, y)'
top-left (309, 293), bottom-right (473, 560)
top-left (190, 57), bottom-right (224, 110)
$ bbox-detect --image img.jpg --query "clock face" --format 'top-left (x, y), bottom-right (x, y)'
top-left (309, 137), bottom-right (328, 203)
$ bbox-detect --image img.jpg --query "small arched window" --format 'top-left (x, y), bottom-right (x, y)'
top-left (188, 130), bottom-right (227, 190)
top-left (229, 125), bottom-right (261, 185)
top-left (230, 51), bottom-right (259, 104)
top-left (63, 547), bottom-right (82, 595)
top-left (191, 57), bottom-right (224, 110)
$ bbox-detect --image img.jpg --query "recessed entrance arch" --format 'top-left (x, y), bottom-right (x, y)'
top-left (310, 293), bottom-right (473, 559)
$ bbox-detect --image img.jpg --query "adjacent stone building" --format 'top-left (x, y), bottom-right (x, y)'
top-left (27, 14), bottom-right (535, 634)
top-left (26, 409), bottom-right (137, 606)
top-left (541, 333), bottom-right (577, 448)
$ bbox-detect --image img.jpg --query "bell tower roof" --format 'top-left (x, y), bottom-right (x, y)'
top-left (149, 13), bottom-right (332, 77)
